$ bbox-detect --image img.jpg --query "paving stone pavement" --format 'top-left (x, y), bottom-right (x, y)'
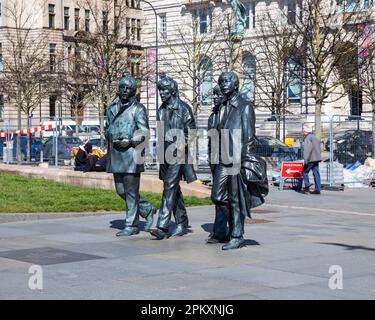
top-left (0, 187), bottom-right (375, 300)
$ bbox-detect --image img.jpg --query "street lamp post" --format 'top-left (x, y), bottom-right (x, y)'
top-left (140, 0), bottom-right (159, 110)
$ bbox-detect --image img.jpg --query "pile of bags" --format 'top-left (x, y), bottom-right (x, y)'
top-left (343, 157), bottom-right (375, 188)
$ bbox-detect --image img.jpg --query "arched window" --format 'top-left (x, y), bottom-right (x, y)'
top-left (199, 57), bottom-right (213, 106)
top-left (241, 52), bottom-right (256, 102)
top-left (287, 57), bottom-right (302, 104)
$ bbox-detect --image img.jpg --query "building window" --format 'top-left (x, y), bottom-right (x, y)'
top-left (351, 90), bottom-right (363, 116)
top-left (241, 52), bottom-right (256, 102)
top-left (131, 19), bottom-right (137, 40)
top-left (159, 14), bottom-right (167, 38)
top-left (49, 96), bottom-right (56, 118)
top-left (74, 8), bottom-right (80, 31)
top-left (0, 95), bottom-right (4, 120)
top-left (0, 43), bottom-right (3, 72)
top-left (196, 9), bottom-right (212, 34)
top-left (49, 43), bottom-right (56, 72)
top-left (48, 4), bottom-right (55, 28)
top-left (126, 18), bottom-right (131, 39)
top-left (283, 0), bottom-right (302, 25)
top-left (137, 19), bottom-right (141, 41)
top-left (287, 57), bottom-right (302, 104)
top-left (244, 2), bottom-right (255, 29)
top-left (103, 11), bottom-right (108, 33)
top-left (337, 0), bottom-right (370, 12)
top-left (129, 55), bottom-right (141, 78)
top-left (85, 9), bottom-right (90, 32)
top-left (64, 7), bottom-right (70, 31)
top-left (74, 46), bottom-right (81, 73)
top-left (199, 57), bottom-right (213, 106)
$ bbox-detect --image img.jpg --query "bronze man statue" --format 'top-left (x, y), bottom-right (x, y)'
top-left (206, 85), bottom-right (229, 244)
top-left (150, 76), bottom-right (197, 240)
top-left (211, 72), bottom-right (268, 250)
top-left (105, 76), bottom-right (156, 237)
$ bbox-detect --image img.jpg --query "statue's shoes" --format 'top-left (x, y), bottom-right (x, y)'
top-left (150, 228), bottom-right (169, 240)
top-left (206, 235), bottom-right (230, 244)
top-left (222, 238), bottom-right (245, 250)
top-left (170, 225), bottom-right (188, 237)
top-left (205, 236), bottom-right (220, 244)
top-left (116, 227), bottom-right (140, 237)
top-left (144, 208), bottom-right (157, 232)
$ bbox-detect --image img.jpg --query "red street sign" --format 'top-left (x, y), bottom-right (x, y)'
top-left (281, 161), bottom-right (304, 178)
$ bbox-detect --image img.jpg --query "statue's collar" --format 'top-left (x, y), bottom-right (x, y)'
top-left (226, 93), bottom-right (240, 108)
top-left (162, 98), bottom-right (179, 110)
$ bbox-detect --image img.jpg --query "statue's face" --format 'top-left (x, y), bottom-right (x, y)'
top-left (158, 85), bottom-right (174, 103)
top-left (213, 90), bottom-right (225, 107)
top-left (119, 79), bottom-right (136, 102)
top-left (219, 74), bottom-right (237, 97)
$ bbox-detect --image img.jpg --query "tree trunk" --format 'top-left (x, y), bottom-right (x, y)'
top-left (315, 99), bottom-right (322, 142)
top-left (372, 101), bottom-right (375, 158)
top-left (27, 114), bottom-right (31, 163)
top-left (275, 116), bottom-right (281, 140)
top-left (99, 104), bottom-right (105, 150)
top-left (17, 102), bottom-right (22, 164)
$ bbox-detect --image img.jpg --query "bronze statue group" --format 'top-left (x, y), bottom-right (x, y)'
top-left (105, 72), bottom-right (268, 251)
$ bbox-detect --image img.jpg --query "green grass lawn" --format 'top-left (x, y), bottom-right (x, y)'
top-left (0, 172), bottom-right (212, 213)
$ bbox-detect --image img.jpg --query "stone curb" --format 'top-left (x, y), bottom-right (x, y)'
top-left (0, 163), bottom-right (211, 198)
top-left (0, 211), bottom-right (124, 224)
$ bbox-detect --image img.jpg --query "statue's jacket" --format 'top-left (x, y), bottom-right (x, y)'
top-left (156, 98), bottom-right (197, 184)
top-left (209, 93), bottom-right (269, 217)
top-left (105, 96), bottom-right (149, 174)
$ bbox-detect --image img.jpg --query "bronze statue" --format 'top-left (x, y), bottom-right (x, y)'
top-left (211, 72), bottom-right (268, 250)
top-left (105, 76), bottom-right (156, 236)
top-left (150, 76), bottom-right (197, 240)
top-left (206, 85), bottom-right (229, 244)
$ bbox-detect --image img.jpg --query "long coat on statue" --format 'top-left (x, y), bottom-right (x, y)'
top-left (105, 96), bottom-right (149, 174)
top-left (210, 93), bottom-right (269, 218)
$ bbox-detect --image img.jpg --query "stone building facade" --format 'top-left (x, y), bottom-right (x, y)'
top-left (0, 0), bottom-right (144, 129)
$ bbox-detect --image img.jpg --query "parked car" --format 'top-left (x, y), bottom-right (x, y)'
top-left (255, 136), bottom-right (300, 160)
top-left (42, 136), bottom-right (83, 162)
top-left (331, 130), bottom-right (374, 164)
top-left (0, 135), bottom-right (43, 161)
top-left (87, 138), bottom-right (107, 150)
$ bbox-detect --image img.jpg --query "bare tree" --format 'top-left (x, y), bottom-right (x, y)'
top-left (241, 11), bottom-right (303, 139)
top-left (1, 0), bottom-right (49, 163)
top-left (160, 4), bottom-right (225, 116)
top-left (75, 0), bottom-right (148, 147)
top-left (292, 0), bottom-right (363, 140)
top-left (357, 7), bottom-right (375, 155)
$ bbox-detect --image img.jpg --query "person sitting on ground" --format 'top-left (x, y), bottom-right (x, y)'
top-left (74, 142), bottom-right (98, 172)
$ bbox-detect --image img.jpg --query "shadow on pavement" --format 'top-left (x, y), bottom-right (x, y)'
top-left (319, 242), bottom-right (375, 252)
top-left (201, 223), bottom-right (214, 234)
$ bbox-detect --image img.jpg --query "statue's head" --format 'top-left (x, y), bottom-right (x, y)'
top-left (212, 85), bottom-right (225, 108)
top-left (119, 76), bottom-right (137, 103)
top-left (218, 72), bottom-right (239, 97)
top-left (157, 76), bottom-right (178, 103)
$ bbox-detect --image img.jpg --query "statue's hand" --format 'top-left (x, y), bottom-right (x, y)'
top-left (113, 138), bottom-right (131, 151)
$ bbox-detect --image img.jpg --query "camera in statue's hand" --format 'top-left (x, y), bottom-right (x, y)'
top-left (113, 138), bottom-right (132, 151)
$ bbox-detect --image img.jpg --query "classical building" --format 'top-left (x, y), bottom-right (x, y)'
top-left (0, 0), bottom-right (144, 129)
top-left (141, 0), bottom-right (375, 139)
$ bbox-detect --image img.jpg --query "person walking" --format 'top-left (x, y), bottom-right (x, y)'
top-left (296, 124), bottom-right (322, 194)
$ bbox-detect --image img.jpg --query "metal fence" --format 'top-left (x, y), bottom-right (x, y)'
top-left (1, 114), bottom-right (374, 188)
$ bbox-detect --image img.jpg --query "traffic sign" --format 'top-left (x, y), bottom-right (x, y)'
top-left (281, 161), bottom-right (304, 178)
